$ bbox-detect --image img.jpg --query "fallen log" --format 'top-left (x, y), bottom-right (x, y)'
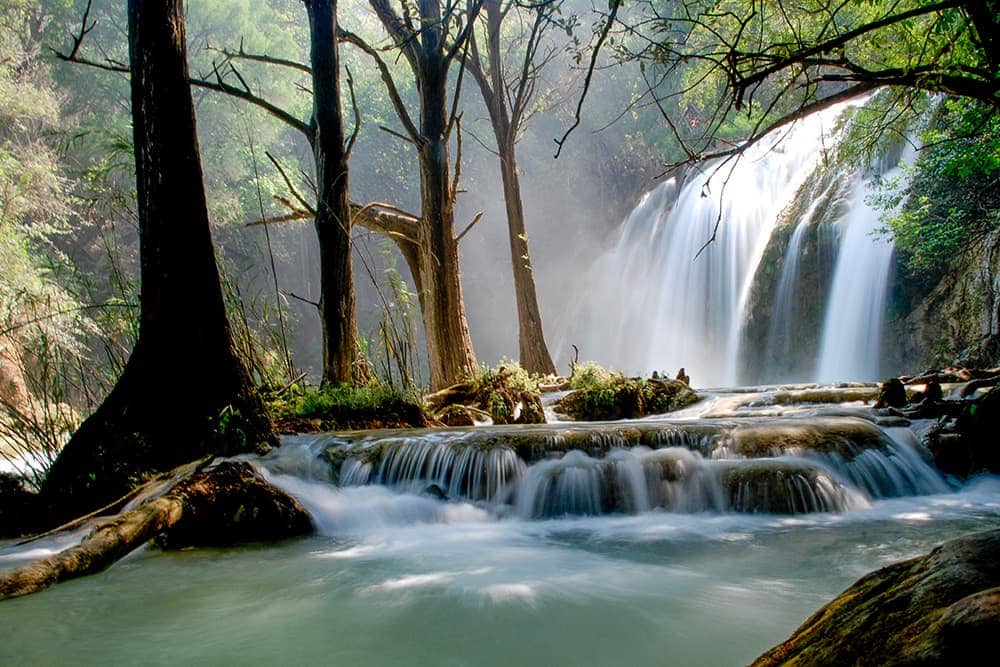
top-left (0, 460), bottom-right (311, 601)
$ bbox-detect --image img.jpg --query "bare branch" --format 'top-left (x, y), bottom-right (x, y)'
top-left (553, 0), bottom-right (620, 158)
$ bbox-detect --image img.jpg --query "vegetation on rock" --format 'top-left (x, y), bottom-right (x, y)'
top-left (269, 382), bottom-right (429, 432)
top-left (558, 363), bottom-right (698, 421)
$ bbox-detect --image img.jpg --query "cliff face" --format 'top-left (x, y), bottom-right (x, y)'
top-left (885, 228), bottom-right (1000, 373)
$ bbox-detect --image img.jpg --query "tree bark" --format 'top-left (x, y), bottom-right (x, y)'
top-left (365, 0), bottom-right (479, 390)
top-left (415, 46), bottom-right (478, 390)
top-left (41, 0), bottom-right (273, 520)
top-left (498, 144), bottom-right (557, 375)
top-left (305, 0), bottom-right (358, 385)
top-left (1, 461), bottom-right (311, 601)
top-left (467, 0), bottom-right (557, 375)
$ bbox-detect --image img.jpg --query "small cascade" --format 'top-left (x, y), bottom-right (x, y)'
top-left (336, 434), bottom-right (525, 502)
top-left (283, 412), bottom-right (951, 519)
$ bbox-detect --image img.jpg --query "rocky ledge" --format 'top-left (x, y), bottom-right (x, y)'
top-left (753, 529), bottom-right (1000, 666)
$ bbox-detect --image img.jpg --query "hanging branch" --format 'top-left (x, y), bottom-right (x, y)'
top-left (553, 0), bottom-right (620, 158)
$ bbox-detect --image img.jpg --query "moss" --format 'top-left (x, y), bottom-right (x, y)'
top-left (269, 383), bottom-right (429, 433)
top-left (559, 375), bottom-right (699, 421)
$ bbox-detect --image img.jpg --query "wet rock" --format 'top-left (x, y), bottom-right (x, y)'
top-left (423, 483), bottom-right (447, 500)
top-left (155, 461), bottom-right (312, 549)
top-left (515, 391), bottom-right (546, 424)
top-left (439, 404), bottom-right (475, 427)
top-left (557, 378), bottom-right (699, 421)
top-left (752, 529), bottom-right (1000, 666)
top-left (721, 460), bottom-right (853, 514)
top-left (731, 417), bottom-right (892, 459)
top-left (929, 388), bottom-right (1000, 478)
top-left (876, 378), bottom-right (907, 408)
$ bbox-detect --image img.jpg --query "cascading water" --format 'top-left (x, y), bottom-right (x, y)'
top-left (559, 98), bottom-right (914, 386)
top-left (298, 408), bottom-right (948, 521)
top-left (815, 145), bottom-right (918, 381)
top-left (4, 387), bottom-right (998, 667)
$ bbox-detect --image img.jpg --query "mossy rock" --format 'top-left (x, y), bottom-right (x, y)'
top-left (558, 378), bottom-right (699, 421)
top-left (753, 529), bottom-right (1000, 666)
top-left (155, 461), bottom-right (312, 549)
top-left (275, 396), bottom-right (429, 433)
top-left (438, 404), bottom-right (476, 426)
top-left (731, 417), bottom-right (892, 459)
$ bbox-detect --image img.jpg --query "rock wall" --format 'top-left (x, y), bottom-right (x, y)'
top-left (739, 165), bottom-right (847, 383)
top-left (885, 228), bottom-right (1000, 373)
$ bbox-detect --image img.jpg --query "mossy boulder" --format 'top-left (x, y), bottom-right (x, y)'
top-left (753, 529), bottom-right (1000, 666)
top-left (731, 417), bottom-right (892, 459)
top-left (558, 378), bottom-right (699, 421)
top-left (154, 461), bottom-right (312, 549)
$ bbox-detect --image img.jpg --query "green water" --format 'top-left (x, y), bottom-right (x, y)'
top-left (2, 475), bottom-right (998, 666)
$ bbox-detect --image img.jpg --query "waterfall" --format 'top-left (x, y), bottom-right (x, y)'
top-left (816, 145), bottom-right (917, 380)
top-left (560, 103), bottom-right (855, 386)
top-left (558, 97), bottom-right (920, 386)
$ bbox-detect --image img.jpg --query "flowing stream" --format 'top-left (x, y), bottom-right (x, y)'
top-left (2, 386), bottom-right (999, 666)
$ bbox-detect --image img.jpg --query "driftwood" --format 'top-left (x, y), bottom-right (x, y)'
top-left (0, 460), bottom-right (311, 601)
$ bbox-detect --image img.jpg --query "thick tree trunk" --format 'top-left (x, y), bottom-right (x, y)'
top-left (498, 145), bottom-right (557, 375)
top-left (41, 0), bottom-right (272, 520)
top-left (306, 0), bottom-right (358, 386)
top-left (415, 21), bottom-right (477, 391)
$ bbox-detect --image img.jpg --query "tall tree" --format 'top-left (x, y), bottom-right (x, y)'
top-left (43, 0), bottom-right (272, 516)
top-left (349, 0), bottom-right (482, 389)
top-left (465, 0), bottom-right (562, 375)
top-left (304, 0), bottom-right (358, 384)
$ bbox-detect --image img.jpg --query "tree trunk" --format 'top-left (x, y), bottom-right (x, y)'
top-left (305, 0), bottom-right (358, 386)
top-left (469, 0), bottom-right (557, 376)
top-left (499, 143), bottom-right (557, 375)
top-left (414, 16), bottom-right (477, 391)
top-left (41, 0), bottom-right (273, 520)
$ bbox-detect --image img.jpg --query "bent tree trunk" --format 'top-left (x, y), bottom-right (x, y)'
top-left (305, 0), bottom-right (358, 386)
top-left (41, 0), bottom-right (272, 520)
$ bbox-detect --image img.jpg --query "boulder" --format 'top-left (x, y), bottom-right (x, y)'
top-left (515, 391), bottom-right (546, 424)
top-left (557, 378), bottom-right (699, 421)
top-left (753, 529), bottom-right (1000, 666)
top-left (875, 377), bottom-right (907, 408)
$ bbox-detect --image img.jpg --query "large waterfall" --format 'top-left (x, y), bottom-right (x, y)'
top-left (559, 100), bottom-right (909, 386)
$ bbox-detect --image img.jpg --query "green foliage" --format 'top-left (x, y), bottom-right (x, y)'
top-left (878, 99), bottom-right (1000, 284)
top-left (270, 381), bottom-right (423, 423)
top-left (466, 359), bottom-right (539, 395)
top-left (568, 361), bottom-right (616, 391)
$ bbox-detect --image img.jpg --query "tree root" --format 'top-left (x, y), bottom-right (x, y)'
top-left (0, 460), bottom-right (311, 601)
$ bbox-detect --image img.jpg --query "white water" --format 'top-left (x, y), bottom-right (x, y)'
top-left (559, 99), bottom-right (917, 386)
top-left (3, 471), bottom-right (997, 665)
top-left (816, 146), bottom-right (916, 381)
top-left (1, 386), bottom-right (998, 665)
top-left (560, 104), bottom-right (855, 385)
